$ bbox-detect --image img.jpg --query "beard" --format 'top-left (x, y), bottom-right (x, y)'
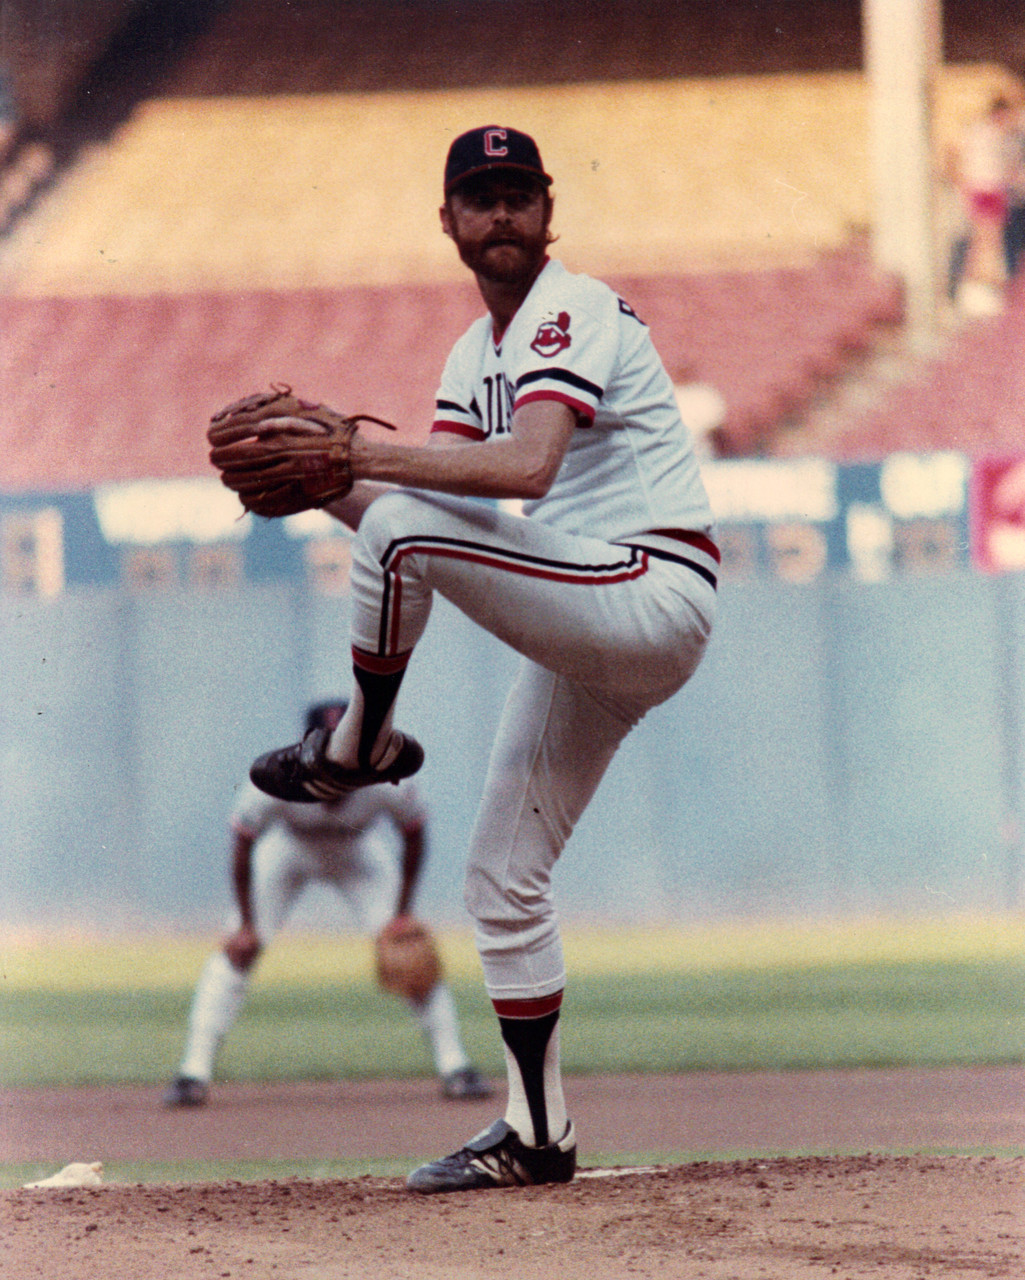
top-left (454, 225), bottom-right (549, 285)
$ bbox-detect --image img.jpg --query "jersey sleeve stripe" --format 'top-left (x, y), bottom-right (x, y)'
top-left (514, 388), bottom-right (596, 424)
top-left (515, 367), bottom-right (603, 400)
top-left (431, 420), bottom-right (487, 440)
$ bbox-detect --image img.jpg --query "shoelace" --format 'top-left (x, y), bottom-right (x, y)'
top-left (467, 1142), bottom-right (530, 1186)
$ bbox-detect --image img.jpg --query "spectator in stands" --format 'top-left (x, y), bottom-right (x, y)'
top-left (941, 146), bottom-right (971, 305)
top-left (950, 94), bottom-right (1018, 315)
top-left (1005, 99), bottom-right (1025, 280)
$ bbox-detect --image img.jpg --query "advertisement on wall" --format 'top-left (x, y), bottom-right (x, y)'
top-left (970, 456), bottom-right (1025, 574)
top-left (698, 451), bottom-right (973, 582)
top-left (0, 452), bottom-right (1022, 594)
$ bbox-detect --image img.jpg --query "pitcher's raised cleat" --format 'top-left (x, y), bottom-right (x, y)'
top-left (250, 727), bottom-right (423, 802)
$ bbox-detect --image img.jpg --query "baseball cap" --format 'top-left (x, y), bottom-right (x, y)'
top-left (444, 126), bottom-right (552, 196)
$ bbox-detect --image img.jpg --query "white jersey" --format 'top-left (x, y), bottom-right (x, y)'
top-left (230, 778), bottom-right (424, 868)
top-left (432, 258), bottom-right (715, 541)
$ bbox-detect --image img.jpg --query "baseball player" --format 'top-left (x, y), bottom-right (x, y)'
top-left (164, 701), bottom-right (490, 1108)
top-left (244, 126), bottom-right (718, 1191)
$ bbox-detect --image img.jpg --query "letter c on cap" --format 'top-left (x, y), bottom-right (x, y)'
top-left (484, 129), bottom-right (509, 157)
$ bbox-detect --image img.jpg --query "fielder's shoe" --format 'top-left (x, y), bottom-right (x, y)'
top-left (250, 726), bottom-right (424, 803)
top-left (441, 1065), bottom-right (493, 1101)
top-left (406, 1118), bottom-right (576, 1194)
top-left (163, 1075), bottom-right (208, 1108)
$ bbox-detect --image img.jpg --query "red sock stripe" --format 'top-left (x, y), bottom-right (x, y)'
top-left (352, 646), bottom-right (412, 676)
top-left (491, 992), bottom-right (564, 1019)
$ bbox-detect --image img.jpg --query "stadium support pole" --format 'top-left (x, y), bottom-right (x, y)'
top-left (862, 0), bottom-right (942, 345)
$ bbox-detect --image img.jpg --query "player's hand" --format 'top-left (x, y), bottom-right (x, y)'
top-left (224, 924), bottom-right (261, 970)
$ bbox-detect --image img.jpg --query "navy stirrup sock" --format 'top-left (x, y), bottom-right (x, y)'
top-left (351, 648), bottom-right (410, 768)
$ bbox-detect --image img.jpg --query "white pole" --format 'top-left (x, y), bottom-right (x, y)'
top-left (862, 0), bottom-right (943, 344)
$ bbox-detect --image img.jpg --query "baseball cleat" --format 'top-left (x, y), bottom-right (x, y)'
top-left (163, 1075), bottom-right (209, 1108)
top-left (406, 1118), bottom-right (576, 1194)
top-left (250, 726), bottom-right (424, 802)
top-left (441, 1066), bottom-right (493, 1101)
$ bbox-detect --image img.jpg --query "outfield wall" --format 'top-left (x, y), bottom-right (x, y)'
top-left (2, 569), bottom-right (1022, 930)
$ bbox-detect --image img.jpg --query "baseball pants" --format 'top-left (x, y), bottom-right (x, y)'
top-left (228, 827), bottom-right (400, 941)
top-left (176, 829), bottom-right (471, 1082)
top-left (350, 491), bottom-right (717, 1003)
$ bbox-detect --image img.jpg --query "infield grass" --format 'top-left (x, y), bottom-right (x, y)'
top-left (3, 914), bottom-right (1023, 1088)
top-left (3, 915), bottom-right (1023, 1188)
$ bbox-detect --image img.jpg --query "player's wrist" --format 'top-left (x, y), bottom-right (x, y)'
top-left (348, 433), bottom-right (407, 484)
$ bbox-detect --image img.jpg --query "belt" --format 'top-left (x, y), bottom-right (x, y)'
top-left (619, 528), bottom-right (720, 590)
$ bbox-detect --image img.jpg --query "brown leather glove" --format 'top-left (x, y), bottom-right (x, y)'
top-left (207, 384), bottom-right (394, 517)
top-left (374, 915), bottom-right (442, 1002)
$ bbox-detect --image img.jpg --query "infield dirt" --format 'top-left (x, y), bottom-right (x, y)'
top-left (3, 1066), bottom-right (1023, 1278)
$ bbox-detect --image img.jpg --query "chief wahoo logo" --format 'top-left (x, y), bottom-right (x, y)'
top-left (530, 311), bottom-right (572, 357)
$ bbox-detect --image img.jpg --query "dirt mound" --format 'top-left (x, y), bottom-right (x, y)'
top-left (4, 1154), bottom-right (1023, 1279)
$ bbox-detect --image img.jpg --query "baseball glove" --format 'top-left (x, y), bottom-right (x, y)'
top-left (207, 384), bottom-right (396, 518)
top-left (374, 915), bottom-right (442, 1003)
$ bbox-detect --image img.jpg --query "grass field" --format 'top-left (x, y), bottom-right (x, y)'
top-left (3, 914), bottom-right (1023, 1089)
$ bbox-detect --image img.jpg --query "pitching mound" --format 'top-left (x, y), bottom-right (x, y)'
top-left (5, 1070), bottom-right (1024, 1276)
top-left (5, 1154), bottom-right (1023, 1279)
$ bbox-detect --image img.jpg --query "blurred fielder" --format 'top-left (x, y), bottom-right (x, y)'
top-left (164, 701), bottom-right (490, 1107)
top-left (210, 126), bottom-right (717, 1191)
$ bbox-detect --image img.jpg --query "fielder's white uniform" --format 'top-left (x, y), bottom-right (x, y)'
top-left (175, 779), bottom-right (473, 1085)
top-left (349, 257), bottom-right (717, 1007)
top-left (228, 779), bottom-right (423, 940)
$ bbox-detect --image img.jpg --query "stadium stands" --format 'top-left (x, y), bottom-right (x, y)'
top-left (3, 57), bottom-right (1014, 297)
top-left (0, 72), bottom-right (888, 298)
top-left (0, 1), bottom-right (1019, 487)
top-left (830, 273), bottom-right (1025, 459)
top-left (0, 247), bottom-right (905, 491)
top-left (69, 0), bottom-right (1025, 100)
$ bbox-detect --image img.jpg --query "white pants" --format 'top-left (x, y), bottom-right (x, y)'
top-left (178, 827), bottom-right (471, 1082)
top-left (232, 827), bottom-right (398, 942)
top-left (351, 492), bottom-right (717, 1002)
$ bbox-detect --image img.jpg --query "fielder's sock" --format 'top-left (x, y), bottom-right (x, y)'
top-left (494, 992), bottom-right (566, 1148)
top-left (408, 981), bottom-right (473, 1077)
top-left (179, 950), bottom-right (250, 1082)
top-left (325, 647), bottom-right (411, 769)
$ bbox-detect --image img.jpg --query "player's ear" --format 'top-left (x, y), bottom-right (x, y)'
top-left (440, 202), bottom-right (455, 239)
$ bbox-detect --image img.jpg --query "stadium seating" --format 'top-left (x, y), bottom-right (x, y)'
top-left (829, 274), bottom-right (1025, 459)
top-left (20, 61), bottom-right (1016, 297)
top-left (105, 0), bottom-right (1025, 98)
top-left (0, 1), bottom-right (1017, 488)
top-left (0, 246), bottom-right (905, 490)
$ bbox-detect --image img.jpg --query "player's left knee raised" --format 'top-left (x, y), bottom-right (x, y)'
top-left (357, 488), bottom-right (430, 556)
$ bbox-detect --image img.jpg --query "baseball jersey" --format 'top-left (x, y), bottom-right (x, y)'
top-left (230, 778), bottom-right (425, 866)
top-left (431, 258), bottom-right (715, 542)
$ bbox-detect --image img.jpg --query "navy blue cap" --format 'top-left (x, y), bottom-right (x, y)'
top-left (444, 126), bottom-right (552, 196)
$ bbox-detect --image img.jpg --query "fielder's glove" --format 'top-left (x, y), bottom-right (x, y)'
top-left (374, 915), bottom-right (442, 1003)
top-left (207, 384), bottom-right (395, 518)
